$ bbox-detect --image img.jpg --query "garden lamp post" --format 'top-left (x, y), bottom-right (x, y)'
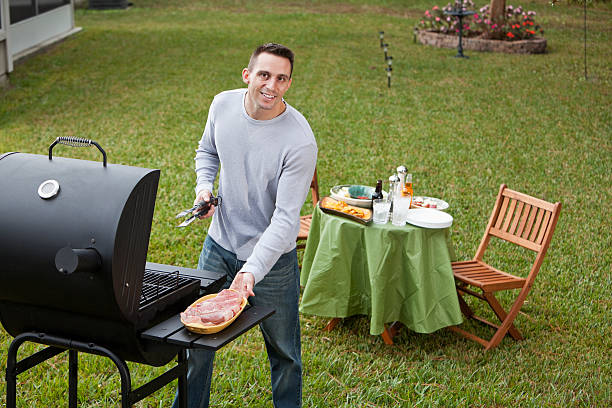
top-left (386, 56), bottom-right (393, 88)
top-left (445, 0), bottom-right (474, 58)
top-left (379, 31), bottom-right (385, 48)
top-left (382, 43), bottom-right (389, 61)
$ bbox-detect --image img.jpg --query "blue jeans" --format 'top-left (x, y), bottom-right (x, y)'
top-left (172, 236), bottom-right (302, 408)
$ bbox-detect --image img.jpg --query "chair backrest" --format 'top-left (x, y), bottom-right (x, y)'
top-left (309, 167), bottom-right (320, 206)
top-left (475, 184), bottom-right (562, 274)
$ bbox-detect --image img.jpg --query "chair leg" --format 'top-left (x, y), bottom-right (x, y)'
top-left (452, 287), bottom-right (524, 350)
top-left (456, 290), bottom-right (475, 318)
top-left (483, 292), bottom-right (523, 341)
top-left (380, 322), bottom-right (402, 345)
top-left (486, 287), bottom-right (533, 350)
top-left (448, 325), bottom-right (489, 348)
top-left (324, 318), bottom-right (341, 332)
top-left (381, 326), bottom-right (394, 345)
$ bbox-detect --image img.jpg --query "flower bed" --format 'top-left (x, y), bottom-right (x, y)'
top-left (416, 30), bottom-right (546, 54)
top-left (415, 1), bottom-right (547, 54)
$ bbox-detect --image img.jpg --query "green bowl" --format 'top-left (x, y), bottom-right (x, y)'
top-left (348, 185), bottom-right (374, 200)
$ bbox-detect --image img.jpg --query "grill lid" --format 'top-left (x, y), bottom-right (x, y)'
top-left (0, 140), bottom-right (160, 323)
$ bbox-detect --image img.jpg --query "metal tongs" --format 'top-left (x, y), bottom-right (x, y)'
top-left (175, 195), bottom-right (222, 228)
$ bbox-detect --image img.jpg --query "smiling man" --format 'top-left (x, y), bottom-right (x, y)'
top-left (172, 43), bottom-right (317, 408)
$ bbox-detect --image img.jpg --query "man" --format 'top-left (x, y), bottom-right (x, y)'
top-left (172, 43), bottom-right (317, 408)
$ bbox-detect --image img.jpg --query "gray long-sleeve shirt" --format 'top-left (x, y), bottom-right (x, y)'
top-left (195, 88), bottom-right (317, 284)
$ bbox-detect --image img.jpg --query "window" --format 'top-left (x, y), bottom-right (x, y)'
top-left (10, 0), bottom-right (36, 24)
top-left (9, 0), bottom-right (69, 24)
top-left (38, 0), bottom-right (69, 14)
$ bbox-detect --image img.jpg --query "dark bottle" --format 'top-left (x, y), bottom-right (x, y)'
top-left (371, 179), bottom-right (383, 206)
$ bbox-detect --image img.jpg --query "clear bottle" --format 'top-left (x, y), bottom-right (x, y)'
top-left (403, 173), bottom-right (413, 207)
top-left (388, 174), bottom-right (400, 218)
top-left (396, 166), bottom-right (407, 198)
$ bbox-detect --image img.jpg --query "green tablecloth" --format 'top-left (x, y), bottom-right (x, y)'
top-left (299, 206), bottom-right (463, 336)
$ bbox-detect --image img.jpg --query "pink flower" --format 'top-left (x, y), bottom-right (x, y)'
top-left (474, 13), bottom-right (479, 19)
top-left (433, 5), bottom-right (439, 10)
top-left (435, 17), bottom-right (441, 22)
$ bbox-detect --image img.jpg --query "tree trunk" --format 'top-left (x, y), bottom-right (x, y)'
top-left (490, 0), bottom-right (506, 23)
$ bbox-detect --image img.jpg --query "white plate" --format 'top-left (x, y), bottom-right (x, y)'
top-left (405, 208), bottom-right (453, 229)
top-left (411, 196), bottom-right (449, 211)
top-left (330, 185), bottom-right (388, 208)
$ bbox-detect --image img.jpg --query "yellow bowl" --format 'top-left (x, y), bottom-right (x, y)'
top-left (181, 290), bottom-right (248, 335)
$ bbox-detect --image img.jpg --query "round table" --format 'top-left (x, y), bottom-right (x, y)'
top-left (299, 206), bottom-right (462, 341)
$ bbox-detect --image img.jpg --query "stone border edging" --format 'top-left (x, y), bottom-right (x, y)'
top-left (417, 30), bottom-right (546, 54)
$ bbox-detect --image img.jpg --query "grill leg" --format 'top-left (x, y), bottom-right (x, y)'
top-left (6, 333), bottom-right (29, 408)
top-left (6, 351), bottom-right (17, 408)
top-left (108, 355), bottom-right (132, 408)
top-left (5, 333), bottom-right (65, 408)
top-left (178, 349), bottom-right (188, 408)
top-left (69, 350), bottom-right (78, 407)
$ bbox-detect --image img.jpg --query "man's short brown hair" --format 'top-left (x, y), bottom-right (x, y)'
top-left (248, 43), bottom-right (295, 77)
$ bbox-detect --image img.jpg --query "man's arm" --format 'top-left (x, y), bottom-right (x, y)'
top-left (194, 98), bottom-right (220, 218)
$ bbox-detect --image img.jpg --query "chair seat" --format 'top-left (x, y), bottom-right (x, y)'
top-left (452, 260), bottom-right (525, 292)
top-left (297, 214), bottom-right (312, 241)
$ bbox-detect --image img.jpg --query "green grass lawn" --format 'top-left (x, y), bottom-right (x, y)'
top-left (1, 0), bottom-right (610, 406)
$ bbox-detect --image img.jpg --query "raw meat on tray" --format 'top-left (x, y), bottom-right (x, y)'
top-left (181, 289), bottom-right (244, 326)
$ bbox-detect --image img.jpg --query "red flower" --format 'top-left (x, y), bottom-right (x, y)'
top-left (507, 32), bottom-right (515, 38)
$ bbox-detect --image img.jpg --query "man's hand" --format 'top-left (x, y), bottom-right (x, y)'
top-left (229, 271), bottom-right (255, 299)
top-left (194, 189), bottom-right (216, 219)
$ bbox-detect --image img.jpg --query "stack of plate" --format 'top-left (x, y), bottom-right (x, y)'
top-left (405, 208), bottom-right (453, 229)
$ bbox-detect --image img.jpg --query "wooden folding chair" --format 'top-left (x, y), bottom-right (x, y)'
top-left (449, 184), bottom-right (561, 350)
top-left (296, 168), bottom-right (319, 251)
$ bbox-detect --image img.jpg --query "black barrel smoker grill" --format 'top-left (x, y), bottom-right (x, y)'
top-left (0, 139), bottom-right (273, 407)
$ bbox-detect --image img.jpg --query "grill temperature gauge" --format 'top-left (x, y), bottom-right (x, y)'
top-left (38, 179), bottom-right (60, 199)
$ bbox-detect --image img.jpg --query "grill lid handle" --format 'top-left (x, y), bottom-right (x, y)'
top-left (55, 247), bottom-right (102, 275)
top-left (48, 137), bottom-right (107, 167)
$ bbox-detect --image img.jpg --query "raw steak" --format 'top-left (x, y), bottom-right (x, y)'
top-left (182, 289), bottom-right (244, 326)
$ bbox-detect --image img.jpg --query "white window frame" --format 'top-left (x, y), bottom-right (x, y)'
top-left (1, 0), bottom-right (7, 39)
top-left (1, 0), bottom-right (12, 73)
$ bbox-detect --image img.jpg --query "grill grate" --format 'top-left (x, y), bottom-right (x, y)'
top-left (140, 268), bottom-right (193, 307)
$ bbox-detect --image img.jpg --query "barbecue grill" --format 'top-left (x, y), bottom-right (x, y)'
top-left (0, 138), bottom-right (273, 407)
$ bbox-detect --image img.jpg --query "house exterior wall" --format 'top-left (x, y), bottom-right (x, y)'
top-left (0, 39), bottom-right (7, 87)
top-left (1, 1), bottom-right (79, 81)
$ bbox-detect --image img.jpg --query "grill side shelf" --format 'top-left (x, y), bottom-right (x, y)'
top-left (141, 306), bottom-right (275, 351)
top-left (141, 314), bottom-right (185, 340)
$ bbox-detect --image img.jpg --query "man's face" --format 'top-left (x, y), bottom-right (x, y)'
top-left (242, 52), bottom-right (292, 120)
